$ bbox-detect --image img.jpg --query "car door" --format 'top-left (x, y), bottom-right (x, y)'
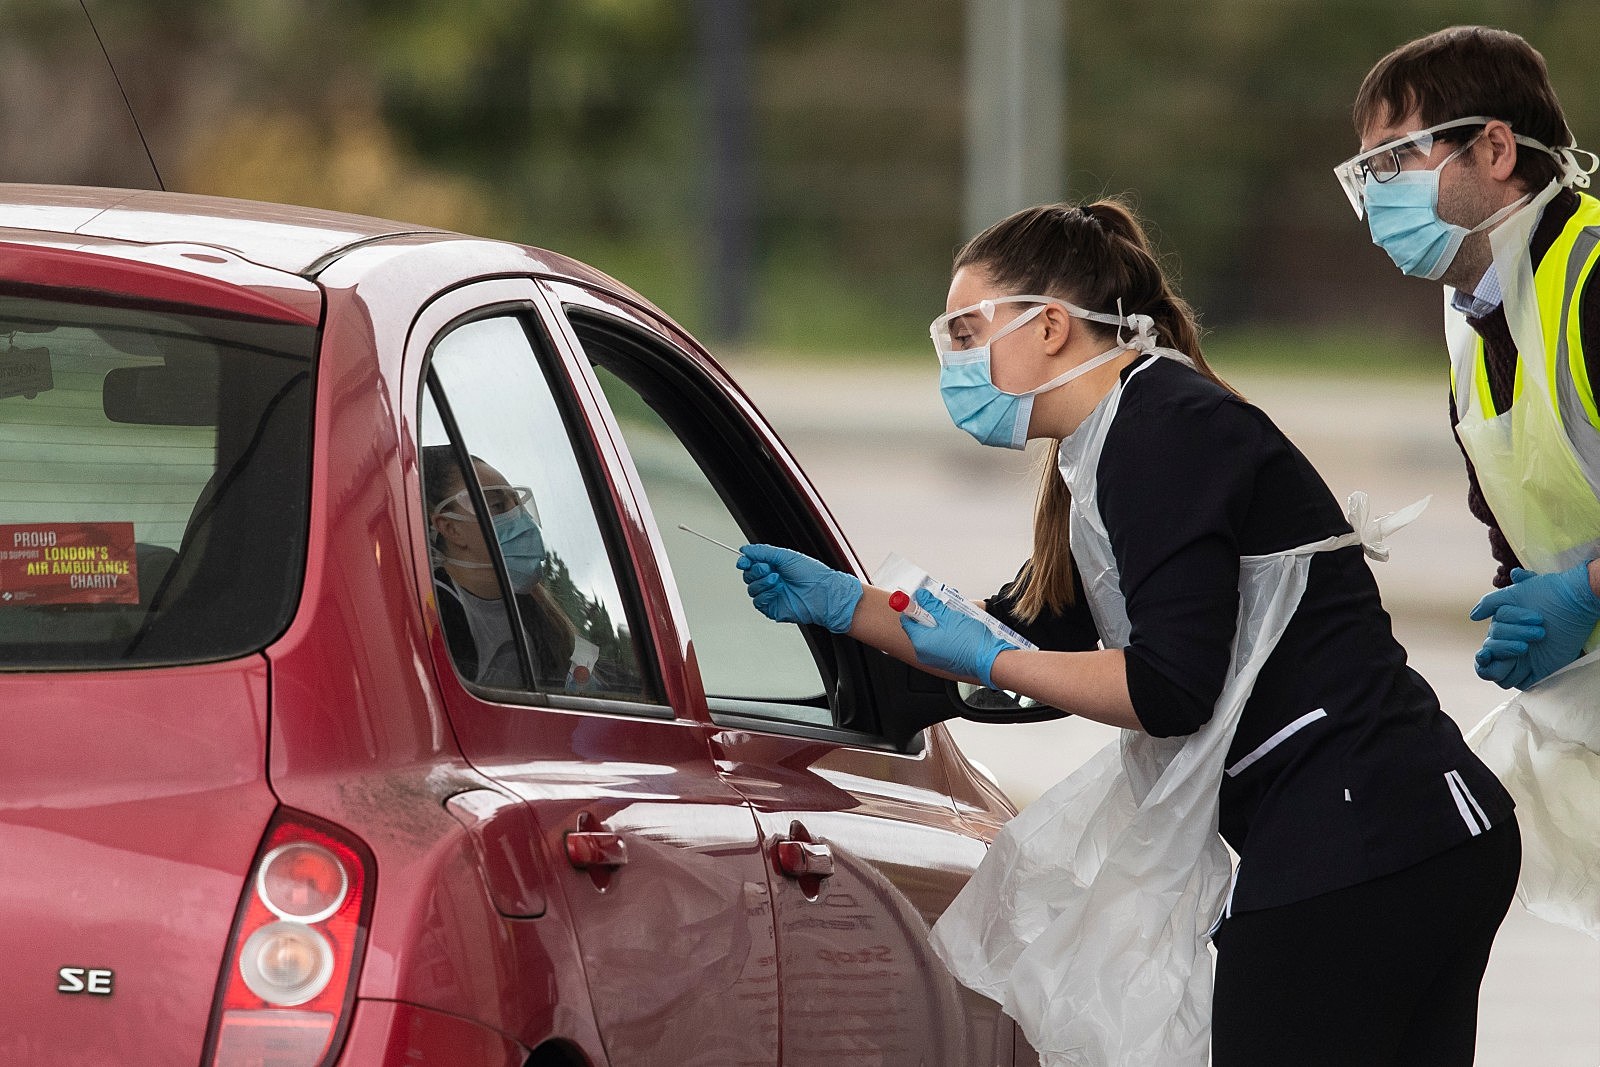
top-left (547, 281), bottom-right (1018, 1066)
top-left (405, 280), bottom-right (778, 1066)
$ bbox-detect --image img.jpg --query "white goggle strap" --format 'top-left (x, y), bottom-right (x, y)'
top-left (1552, 145), bottom-right (1600, 189)
top-left (1114, 298), bottom-right (1158, 353)
top-left (1006, 299), bottom-right (1158, 357)
top-left (1064, 298), bottom-right (1158, 354)
top-left (985, 303), bottom-right (1048, 349)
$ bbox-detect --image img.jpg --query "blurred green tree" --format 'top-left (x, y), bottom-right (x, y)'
top-left (4, 0), bottom-right (1596, 358)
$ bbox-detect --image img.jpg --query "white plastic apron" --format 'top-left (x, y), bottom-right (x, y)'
top-left (930, 354), bottom-right (1425, 1065)
top-left (1452, 180), bottom-right (1600, 938)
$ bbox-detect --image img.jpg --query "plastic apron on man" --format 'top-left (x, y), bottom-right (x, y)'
top-left (930, 355), bottom-right (1426, 1066)
top-left (1453, 176), bottom-right (1600, 938)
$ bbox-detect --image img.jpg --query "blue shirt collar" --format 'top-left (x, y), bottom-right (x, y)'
top-left (1452, 265), bottom-right (1504, 319)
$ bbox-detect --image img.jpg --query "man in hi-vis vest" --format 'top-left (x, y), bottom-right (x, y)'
top-left (1339, 26), bottom-right (1600, 689)
top-left (1340, 26), bottom-right (1600, 938)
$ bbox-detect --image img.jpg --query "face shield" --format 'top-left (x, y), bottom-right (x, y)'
top-left (431, 484), bottom-right (538, 526)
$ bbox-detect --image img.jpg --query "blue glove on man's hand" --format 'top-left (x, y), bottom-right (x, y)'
top-left (898, 588), bottom-right (1010, 689)
top-left (1471, 603), bottom-right (1543, 689)
top-left (1470, 562), bottom-right (1600, 689)
top-left (737, 544), bottom-right (862, 634)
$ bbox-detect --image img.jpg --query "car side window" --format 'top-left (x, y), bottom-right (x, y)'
top-left (570, 312), bottom-right (834, 727)
top-left (420, 314), bottom-right (648, 703)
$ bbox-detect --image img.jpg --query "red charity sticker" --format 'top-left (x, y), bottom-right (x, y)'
top-left (0, 522), bottom-right (140, 605)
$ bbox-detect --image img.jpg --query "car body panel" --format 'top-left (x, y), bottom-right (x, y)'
top-left (0, 661), bottom-right (275, 1066)
top-left (711, 731), bottom-right (1012, 1065)
top-left (0, 236), bottom-right (322, 325)
top-left (0, 184), bottom-right (657, 317)
top-left (335, 999), bottom-right (531, 1065)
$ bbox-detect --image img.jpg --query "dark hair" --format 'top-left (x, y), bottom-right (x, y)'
top-left (422, 444), bottom-right (466, 546)
top-left (954, 199), bottom-right (1235, 622)
top-left (1353, 26), bottom-right (1571, 191)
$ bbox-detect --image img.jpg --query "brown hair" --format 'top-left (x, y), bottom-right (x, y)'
top-left (1352, 26), bottom-right (1571, 192)
top-left (953, 199), bottom-right (1234, 622)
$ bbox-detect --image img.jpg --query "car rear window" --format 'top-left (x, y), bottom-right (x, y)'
top-left (0, 291), bottom-right (316, 668)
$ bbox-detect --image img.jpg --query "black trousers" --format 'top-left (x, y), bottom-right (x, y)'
top-left (1211, 817), bottom-right (1521, 1066)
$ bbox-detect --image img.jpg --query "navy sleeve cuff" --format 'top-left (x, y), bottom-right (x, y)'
top-left (1125, 646), bottom-right (1215, 737)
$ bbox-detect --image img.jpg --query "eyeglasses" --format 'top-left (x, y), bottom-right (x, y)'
top-left (431, 484), bottom-right (535, 523)
top-left (1333, 116), bottom-right (1496, 218)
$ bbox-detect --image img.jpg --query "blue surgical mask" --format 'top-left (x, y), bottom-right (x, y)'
top-left (436, 499), bottom-right (548, 592)
top-left (936, 302), bottom-right (1150, 449)
top-left (1365, 140), bottom-right (1528, 281)
top-left (490, 507), bottom-right (546, 591)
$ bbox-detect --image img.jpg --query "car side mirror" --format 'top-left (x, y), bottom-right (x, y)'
top-left (952, 680), bottom-right (1071, 724)
top-left (859, 648), bottom-right (1069, 754)
top-left (103, 365), bottom-right (217, 425)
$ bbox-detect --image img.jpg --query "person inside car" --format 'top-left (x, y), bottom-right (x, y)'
top-left (422, 444), bottom-right (577, 690)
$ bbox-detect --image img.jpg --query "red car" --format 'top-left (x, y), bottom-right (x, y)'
top-left (0, 184), bottom-right (1042, 1066)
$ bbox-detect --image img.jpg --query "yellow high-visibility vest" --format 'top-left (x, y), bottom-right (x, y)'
top-left (1459, 190), bottom-right (1600, 443)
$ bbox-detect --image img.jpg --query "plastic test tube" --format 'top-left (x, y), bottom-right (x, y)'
top-left (888, 589), bottom-right (937, 627)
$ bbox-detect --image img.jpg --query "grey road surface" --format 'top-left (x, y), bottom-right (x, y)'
top-left (733, 358), bottom-right (1600, 1066)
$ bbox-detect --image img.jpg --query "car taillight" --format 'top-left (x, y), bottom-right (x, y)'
top-left (202, 811), bottom-right (375, 1067)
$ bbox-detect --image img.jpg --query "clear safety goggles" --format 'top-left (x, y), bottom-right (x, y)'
top-left (431, 483), bottom-right (537, 524)
top-left (1334, 115), bottom-right (1598, 217)
top-left (930, 294), bottom-right (1150, 358)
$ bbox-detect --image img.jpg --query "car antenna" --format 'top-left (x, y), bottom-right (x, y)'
top-left (77, 0), bottom-right (166, 192)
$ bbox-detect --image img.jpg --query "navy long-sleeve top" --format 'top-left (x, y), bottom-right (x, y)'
top-left (987, 355), bottom-right (1513, 912)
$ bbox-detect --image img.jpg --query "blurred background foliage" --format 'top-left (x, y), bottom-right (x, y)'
top-left (2, 0), bottom-right (1595, 364)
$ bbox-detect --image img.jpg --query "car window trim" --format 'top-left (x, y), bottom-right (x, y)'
top-left (707, 699), bottom-right (926, 755)
top-left (465, 686), bottom-right (676, 720)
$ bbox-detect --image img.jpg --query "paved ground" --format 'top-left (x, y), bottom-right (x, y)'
top-left (733, 358), bottom-right (1600, 1066)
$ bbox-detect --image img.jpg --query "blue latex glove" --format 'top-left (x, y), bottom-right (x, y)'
top-left (737, 544), bottom-right (862, 634)
top-left (1471, 603), bottom-right (1544, 688)
top-left (1474, 648), bottom-right (1537, 691)
top-left (898, 588), bottom-right (1010, 689)
top-left (1469, 563), bottom-right (1600, 689)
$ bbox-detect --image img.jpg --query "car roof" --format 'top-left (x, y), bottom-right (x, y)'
top-left (0, 184), bottom-right (639, 294)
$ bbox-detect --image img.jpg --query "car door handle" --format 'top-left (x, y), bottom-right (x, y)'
top-left (774, 839), bottom-right (833, 879)
top-left (565, 830), bottom-right (628, 869)
top-left (565, 813), bottom-right (628, 870)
